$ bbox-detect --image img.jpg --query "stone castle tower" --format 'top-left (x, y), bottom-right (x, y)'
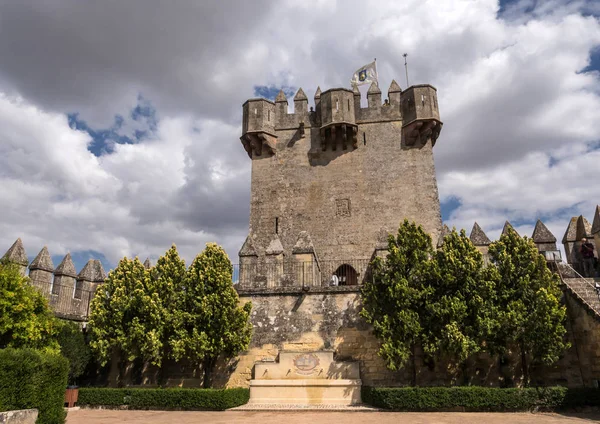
top-left (238, 80), bottom-right (443, 288)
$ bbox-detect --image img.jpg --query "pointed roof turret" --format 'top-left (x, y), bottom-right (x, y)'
top-left (239, 234), bottom-right (258, 257)
top-left (576, 215), bottom-right (592, 240)
top-left (265, 236), bottom-right (284, 255)
top-left (29, 246), bottom-right (54, 272)
top-left (294, 88), bottom-right (307, 101)
top-left (502, 221), bottom-right (518, 237)
top-left (292, 231), bottom-right (315, 254)
top-left (2, 238), bottom-right (28, 266)
top-left (314, 86), bottom-right (322, 99)
top-left (78, 259), bottom-right (107, 283)
top-left (592, 205), bottom-right (600, 235)
top-left (275, 89), bottom-right (287, 103)
top-left (470, 222), bottom-right (491, 246)
top-left (54, 253), bottom-right (77, 278)
top-left (532, 220), bottom-right (556, 243)
top-left (388, 79), bottom-right (402, 93)
top-left (437, 225), bottom-right (451, 248)
top-left (562, 217), bottom-right (579, 243)
top-left (367, 81), bottom-right (381, 94)
top-left (143, 258), bottom-right (152, 269)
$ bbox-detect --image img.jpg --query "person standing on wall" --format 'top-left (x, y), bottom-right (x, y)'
top-left (580, 238), bottom-right (596, 278)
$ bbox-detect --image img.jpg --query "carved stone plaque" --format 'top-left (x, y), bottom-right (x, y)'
top-left (293, 353), bottom-right (320, 375)
top-left (336, 198), bottom-right (351, 217)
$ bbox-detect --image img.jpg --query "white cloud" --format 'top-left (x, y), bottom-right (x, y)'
top-left (0, 0), bottom-right (599, 269)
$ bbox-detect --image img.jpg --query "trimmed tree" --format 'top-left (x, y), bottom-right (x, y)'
top-left (0, 259), bottom-right (58, 351)
top-left (88, 257), bottom-right (164, 368)
top-left (422, 229), bottom-right (497, 378)
top-left (56, 319), bottom-right (91, 385)
top-left (487, 227), bottom-right (569, 386)
top-left (152, 244), bottom-right (186, 382)
top-left (170, 243), bottom-right (252, 388)
top-left (360, 220), bottom-right (433, 385)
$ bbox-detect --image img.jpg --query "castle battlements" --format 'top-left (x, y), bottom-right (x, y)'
top-left (241, 81), bottom-right (442, 159)
top-left (1, 239), bottom-right (110, 320)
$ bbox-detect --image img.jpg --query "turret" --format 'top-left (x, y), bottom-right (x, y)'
top-left (401, 84), bottom-right (442, 146)
top-left (593, 206), bottom-right (600, 258)
top-left (241, 98), bottom-right (277, 158)
top-left (319, 88), bottom-right (358, 151)
top-left (238, 234), bottom-right (258, 288)
top-left (388, 80), bottom-right (402, 106)
top-left (2, 238), bottom-right (28, 275)
top-left (29, 246), bottom-right (54, 295)
top-left (75, 259), bottom-right (106, 299)
top-left (469, 222), bottom-right (492, 262)
top-left (53, 253), bottom-right (77, 297)
top-left (502, 221), bottom-right (519, 237)
top-left (532, 220), bottom-right (561, 262)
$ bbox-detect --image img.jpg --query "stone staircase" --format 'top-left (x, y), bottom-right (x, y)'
top-left (557, 263), bottom-right (600, 319)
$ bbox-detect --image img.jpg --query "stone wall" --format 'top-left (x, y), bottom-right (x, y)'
top-left (217, 287), bottom-right (591, 389)
top-left (563, 291), bottom-right (600, 387)
top-left (0, 409), bottom-right (38, 424)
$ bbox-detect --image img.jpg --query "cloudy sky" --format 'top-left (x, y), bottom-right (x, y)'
top-left (0, 0), bottom-right (599, 272)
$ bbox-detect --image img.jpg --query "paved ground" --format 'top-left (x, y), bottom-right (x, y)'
top-left (66, 409), bottom-right (600, 424)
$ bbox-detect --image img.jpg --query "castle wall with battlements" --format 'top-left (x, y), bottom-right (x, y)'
top-left (1, 239), bottom-right (107, 320)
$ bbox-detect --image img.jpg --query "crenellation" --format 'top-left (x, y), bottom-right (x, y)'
top-left (2, 238), bottom-right (28, 275)
top-left (29, 246), bottom-right (54, 296)
top-left (1, 241), bottom-right (108, 320)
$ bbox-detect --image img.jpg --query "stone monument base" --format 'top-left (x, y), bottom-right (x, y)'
top-left (249, 351), bottom-right (362, 406)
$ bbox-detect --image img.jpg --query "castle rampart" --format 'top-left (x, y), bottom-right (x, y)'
top-left (2, 239), bottom-right (106, 320)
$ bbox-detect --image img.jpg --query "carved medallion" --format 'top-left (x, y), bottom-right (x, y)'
top-left (293, 353), bottom-right (320, 375)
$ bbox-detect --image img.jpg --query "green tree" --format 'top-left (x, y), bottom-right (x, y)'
top-left (152, 244), bottom-right (186, 382)
top-left (56, 320), bottom-right (91, 385)
top-left (170, 243), bottom-right (252, 388)
top-left (360, 220), bottom-right (433, 385)
top-left (487, 227), bottom-right (569, 386)
top-left (422, 229), bottom-right (497, 378)
top-left (88, 257), bottom-right (164, 367)
top-left (0, 259), bottom-right (58, 351)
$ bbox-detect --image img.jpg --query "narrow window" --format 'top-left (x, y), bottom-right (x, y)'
top-left (336, 99), bottom-right (339, 111)
top-left (363, 132), bottom-right (366, 146)
top-left (275, 217), bottom-right (279, 234)
top-left (254, 108), bottom-right (258, 115)
top-left (268, 110), bottom-right (270, 121)
top-left (347, 99), bottom-right (350, 111)
top-left (421, 94), bottom-right (425, 106)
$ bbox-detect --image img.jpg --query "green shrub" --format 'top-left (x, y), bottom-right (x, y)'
top-left (78, 387), bottom-right (249, 410)
top-left (0, 348), bottom-right (69, 424)
top-left (56, 320), bottom-right (91, 385)
top-left (362, 386), bottom-right (600, 411)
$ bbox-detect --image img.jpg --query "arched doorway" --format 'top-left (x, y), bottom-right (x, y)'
top-left (334, 264), bottom-right (358, 286)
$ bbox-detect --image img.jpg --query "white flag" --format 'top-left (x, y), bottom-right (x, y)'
top-left (350, 61), bottom-right (378, 86)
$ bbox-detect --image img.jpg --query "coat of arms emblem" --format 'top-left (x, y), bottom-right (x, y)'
top-left (293, 353), bottom-right (320, 374)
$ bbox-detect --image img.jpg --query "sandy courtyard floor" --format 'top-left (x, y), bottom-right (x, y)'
top-left (66, 409), bottom-right (600, 424)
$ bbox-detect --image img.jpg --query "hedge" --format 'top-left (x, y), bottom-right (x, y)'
top-left (362, 386), bottom-right (600, 411)
top-left (0, 348), bottom-right (69, 424)
top-left (78, 387), bottom-right (250, 410)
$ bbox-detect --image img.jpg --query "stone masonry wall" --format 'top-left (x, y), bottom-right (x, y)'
top-left (248, 120), bottom-right (443, 264)
top-left (218, 288), bottom-right (589, 389)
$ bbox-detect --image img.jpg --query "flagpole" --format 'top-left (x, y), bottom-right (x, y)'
top-left (403, 53), bottom-right (409, 87)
